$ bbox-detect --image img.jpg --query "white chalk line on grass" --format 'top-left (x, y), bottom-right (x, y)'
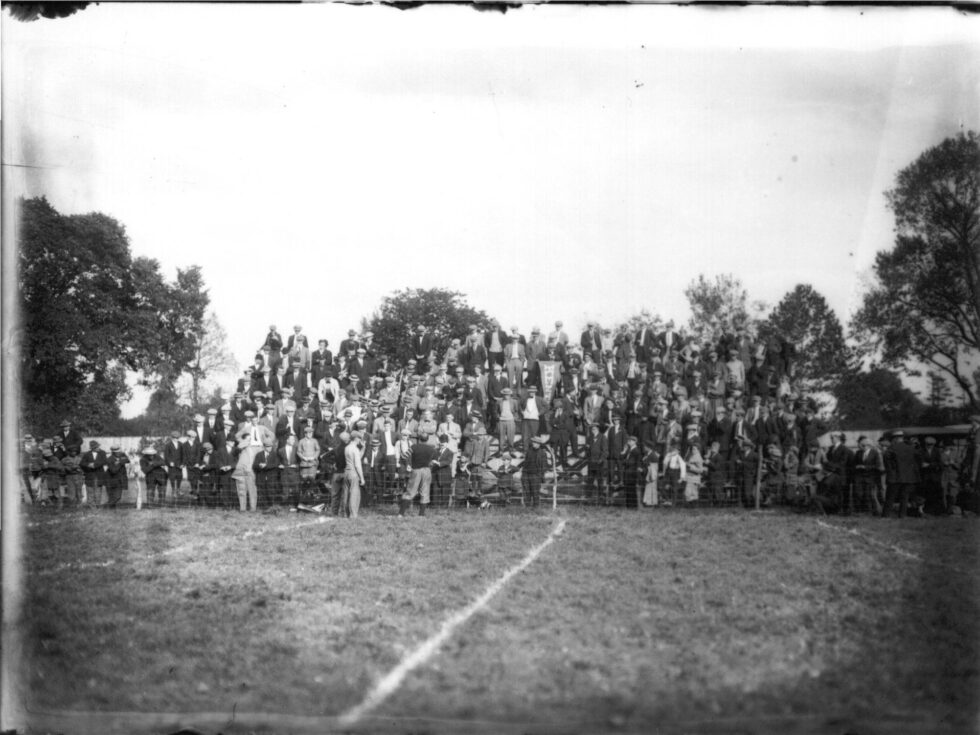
top-left (337, 517), bottom-right (568, 728)
top-left (33, 518), bottom-right (329, 575)
top-left (815, 519), bottom-right (970, 574)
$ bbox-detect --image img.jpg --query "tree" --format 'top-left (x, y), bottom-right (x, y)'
top-left (684, 273), bottom-right (767, 343)
top-left (18, 196), bottom-right (208, 436)
top-left (361, 288), bottom-right (492, 366)
top-left (834, 367), bottom-right (925, 429)
top-left (851, 131), bottom-right (980, 407)
top-left (766, 284), bottom-right (851, 391)
top-left (179, 311), bottom-right (238, 409)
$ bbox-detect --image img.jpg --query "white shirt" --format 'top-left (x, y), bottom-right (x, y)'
top-left (523, 398), bottom-right (539, 421)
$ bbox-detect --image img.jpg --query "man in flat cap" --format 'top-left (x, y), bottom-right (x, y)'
top-left (105, 444), bottom-right (129, 509)
top-left (80, 440), bottom-right (108, 507)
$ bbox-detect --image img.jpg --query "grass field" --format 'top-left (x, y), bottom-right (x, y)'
top-left (10, 501), bottom-right (980, 735)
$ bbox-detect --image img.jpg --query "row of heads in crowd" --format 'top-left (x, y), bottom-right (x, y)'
top-left (256, 319), bottom-right (795, 365)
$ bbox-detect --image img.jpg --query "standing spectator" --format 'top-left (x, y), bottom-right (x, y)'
top-left (182, 430), bottom-right (203, 498)
top-left (920, 436), bottom-right (943, 513)
top-left (882, 430), bottom-right (922, 518)
top-left (105, 444), bottom-right (129, 509)
top-left (683, 426), bottom-right (703, 503)
top-left (263, 324), bottom-right (284, 353)
top-left (851, 435), bottom-right (884, 515)
top-left (252, 439), bottom-right (278, 507)
top-left (57, 419), bottom-right (83, 453)
top-left (411, 325), bottom-right (434, 374)
top-left (606, 413), bottom-right (627, 488)
top-left (497, 387), bottom-right (519, 454)
top-left (521, 435), bottom-right (549, 508)
top-left (285, 325), bottom-right (311, 370)
top-left (344, 431), bottom-right (366, 518)
top-left (642, 441), bottom-right (661, 507)
top-left (22, 436), bottom-right (43, 503)
top-left (164, 431), bottom-right (184, 500)
top-left (705, 440), bottom-right (727, 503)
top-left (297, 424), bottom-right (321, 503)
top-left (61, 446), bottom-right (84, 506)
top-left (822, 432), bottom-right (853, 514)
top-left (400, 433), bottom-right (437, 516)
top-left (80, 440), bottom-right (107, 507)
top-left (519, 385), bottom-right (547, 452)
top-left (584, 423), bottom-right (608, 504)
top-left (621, 435), bottom-right (643, 509)
top-left (362, 436), bottom-right (386, 507)
top-left (549, 395), bottom-right (576, 468)
top-left (140, 447), bottom-right (168, 506)
top-left (504, 334), bottom-right (526, 390)
top-left (278, 435), bottom-right (301, 509)
top-left (661, 442), bottom-right (686, 506)
top-left (432, 434), bottom-right (455, 507)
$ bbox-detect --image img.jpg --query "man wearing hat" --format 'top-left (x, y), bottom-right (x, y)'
top-left (284, 325), bottom-right (311, 369)
top-left (141, 446), bottom-right (168, 506)
top-left (57, 419), bottom-right (83, 454)
top-left (263, 324), bottom-right (284, 353)
top-left (297, 424), bottom-right (321, 503)
top-left (275, 405), bottom-right (303, 444)
top-left (339, 329), bottom-right (360, 358)
top-left (483, 319), bottom-right (508, 368)
top-left (521, 434), bottom-right (550, 508)
top-left (103, 444), bottom-right (129, 509)
top-left (61, 445), bottom-right (84, 507)
top-left (733, 436), bottom-right (759, 507)
top-left (503, 333), bottom-right (526, 390)
top-left (400, 432), bottom-right (436, 516)
top-left (361, 435), bottom-right (386, 507)
top-left (881, 430), bottom-right (922, 518)
top-left (342, 431), bottom-right (366, 518)
top-left (80, 440), bottom-right (108, 507)
top-left (410, 325), bottom-right (434, 375)
top-left (497, 387), bottom-right (520, 454)
top-left (311, 339), bottom-right (334, 387)
top-left (519, 385), bottom-right (547, 453)
top-left (163, 430), bottom-right (185, 500)
top-left (485, 363), bottom-right (508, 435)
top-left (251, 438), bottom-right (278, 507)
top-left (850, 434), bottom-right (885, 516)
top-left (234, 411), bottom-right (275, 511)
top-left (431, 434), bottom-right (455, 508)
top-left (606, 412), bottom-right (627, 489)
top-left (919, 436), bottom-right (945, 513)
top-left (821, 431), bottom-right (852, 513)
top-left (584, 423), bottom-right (608, 503)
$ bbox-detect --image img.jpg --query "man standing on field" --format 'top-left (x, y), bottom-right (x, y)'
top-left (400, 433), bottom-right (437, 516)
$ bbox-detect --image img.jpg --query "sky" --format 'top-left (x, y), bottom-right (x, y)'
top-left (4, 4), bottom-right (978, 416)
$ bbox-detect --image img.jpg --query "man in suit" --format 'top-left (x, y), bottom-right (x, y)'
top-left (182, 430), bottom-right (204, 498)
top-left (79, 440), bottom-right (108, 506)
top-left (634, 321), bottom-right (658, 365)
top-left (580, 322), bottom-right (601, 362)
top-left (284, 325), bottom-right (311, 371)
top-left (275, 406), bottom-right (303, 444)
top-left (252, 438), bottom-right (278, 507)
top-left (263, 325), bottom-right (284, 353)
top-left (525, 327), bottom-right (548, 389)
top-left (164, 431), bottom-right (184, 499)
top-left (548, 320), bottom-right (570, 348)
top-left (519, 385), bottom-right (548, 452)
top-left (283, 358), bottom-right (309, 398)
top-left (585, 423), bottom-right (608, 503)
top-left (606, 412), bottom-right (628, 488)
top-left (311, 339), bottom-right (334, 387)
top-left (411, 325), bottom-right (434, 375)
top-left (851, 434), bottom-right (884, 515)
top-left (503, 334), bottom-right (526, 390)
top-left (658, 320), bottom-right (682, 360)
top-left (485, 363), bottom-right (508, 434)
top-left (57, 420), bottom-right (83, 454)
top-left (821, 432), bottom-right (853, 513)
top-left (349, 348), bottom-right (372, 385)
top-left (339, 329), bottom-right (360, 357)
top-left (882, 430), bottom-right (922, 518)
top-left (497, 387), bottom-right (520, 454)
top-left (484, 320), bottom-right (508, 368)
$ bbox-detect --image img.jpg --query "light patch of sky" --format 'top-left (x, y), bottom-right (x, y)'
top-left (4, 4), bottom-right (978, 415)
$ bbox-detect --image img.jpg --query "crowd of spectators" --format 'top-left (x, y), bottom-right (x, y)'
top-left (21, 320), bottom-right (980, 518)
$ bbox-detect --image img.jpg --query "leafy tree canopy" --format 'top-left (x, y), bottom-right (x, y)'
top-left (18, 196), bottom-right (209, 435)
top-left (851, 131), bottom-right (980, 407)
top-left (361, 288), bottom-right (492, 366)
top-left (684, 273), bottom-right (767, 343)
top-left (835, 367), bottom-right (926, 429)
top-left (766, 284), bottom-right (850, 391)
